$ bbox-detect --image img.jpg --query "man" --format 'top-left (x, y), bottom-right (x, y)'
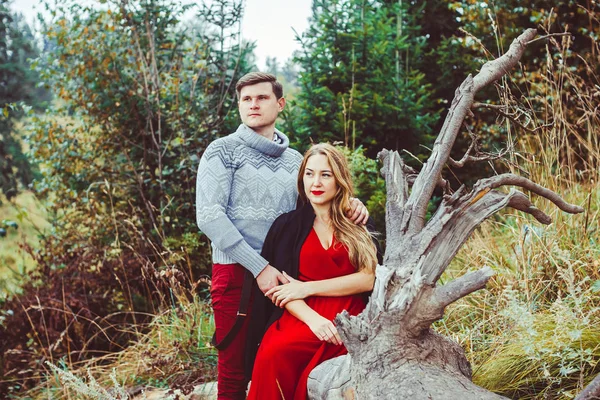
top-left (196, 72), bottom-right (368, 399)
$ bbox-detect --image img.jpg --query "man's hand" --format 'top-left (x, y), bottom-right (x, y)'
top-left (256, 264), bottom-right (288, 294)
top-left (346, 197), bottom-right (369, 225)
top-left (266, 271), bottom-right (311, 307)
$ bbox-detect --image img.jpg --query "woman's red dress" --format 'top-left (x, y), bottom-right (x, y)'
top-left (247, 228), bottom-right (367, 400)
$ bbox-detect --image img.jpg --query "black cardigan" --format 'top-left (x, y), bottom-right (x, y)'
top-left (244, 202), bottom-right (382, 378)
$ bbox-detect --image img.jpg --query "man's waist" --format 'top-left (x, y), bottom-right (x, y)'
top-left (211, 246), bottom-right (255, 264)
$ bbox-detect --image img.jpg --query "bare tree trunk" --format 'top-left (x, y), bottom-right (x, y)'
top-left (308, 28), bottom-right (585, 399)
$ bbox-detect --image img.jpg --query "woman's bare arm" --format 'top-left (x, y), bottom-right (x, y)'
top-left (266, 270), bottom-right (375, 307)
top-left (283, 299), bottom-right (342, 345)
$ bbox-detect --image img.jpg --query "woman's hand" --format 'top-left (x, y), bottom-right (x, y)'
top-left (307, 315), bottom-right (342, 346)
top-left (265, 272), bottom-right (311, 307)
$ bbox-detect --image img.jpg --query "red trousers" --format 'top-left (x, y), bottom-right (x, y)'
top-left (211, 263), bottom-right (254, 400)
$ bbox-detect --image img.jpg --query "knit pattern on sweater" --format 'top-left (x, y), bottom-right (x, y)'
top-left (196, 124), bottom-right (302, 277)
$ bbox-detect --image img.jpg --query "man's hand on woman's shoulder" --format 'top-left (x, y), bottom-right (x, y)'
top-left (347, 197), bottom-right (369, 225)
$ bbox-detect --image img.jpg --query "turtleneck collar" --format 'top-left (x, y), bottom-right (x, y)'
top-left (234, 124), bottom-right (290, 157)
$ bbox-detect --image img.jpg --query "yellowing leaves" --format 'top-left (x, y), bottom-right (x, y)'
top-left (170, 137), bottom-right (184, 147)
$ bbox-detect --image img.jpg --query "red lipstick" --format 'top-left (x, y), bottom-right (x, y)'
top-left (311, 191), bottom-right (324, 195)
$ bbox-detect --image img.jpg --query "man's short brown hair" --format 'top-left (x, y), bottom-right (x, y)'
top-left (235, 72), bottom-right (283, 99)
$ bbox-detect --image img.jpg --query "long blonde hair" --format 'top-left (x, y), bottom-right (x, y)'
top-left (298, 143), bottom-right (377, 273)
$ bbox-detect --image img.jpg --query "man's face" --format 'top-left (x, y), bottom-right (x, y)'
top-left (238, 82), bottom-right (285, 134)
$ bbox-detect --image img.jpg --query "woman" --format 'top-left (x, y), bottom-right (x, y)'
top-left (246, 143), bottom-right (380, 400)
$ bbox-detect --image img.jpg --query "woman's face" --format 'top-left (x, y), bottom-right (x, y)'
top-left (303, 154), bottom-right (338, 208)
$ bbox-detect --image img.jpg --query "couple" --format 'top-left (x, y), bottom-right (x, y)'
top-left (196, 72), bottom-right (380, 400)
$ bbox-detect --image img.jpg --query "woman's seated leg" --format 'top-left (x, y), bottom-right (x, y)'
top-left (248, 322), bottom-right (322, 399)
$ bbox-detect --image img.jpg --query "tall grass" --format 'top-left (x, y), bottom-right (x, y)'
top-left (439, 19), bottom-right (600, 400)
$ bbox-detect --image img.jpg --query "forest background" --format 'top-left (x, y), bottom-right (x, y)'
top-left (0, 0), bottom-right (599, 399)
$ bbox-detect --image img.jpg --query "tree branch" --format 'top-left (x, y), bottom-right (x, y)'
top-left (506, 191), bottom-right (552, 224)
top-left (448, 152), bottom-right (507, 168)
top-left (401, 162), bottom-right (448, 191)
top-left (472, 102), bottom-right (508, 110)
top-left (526, 32), bottom-right (571, 46)
top-left (474, 173), bottom-right (585, 215)
top-left (432, 267), bottom-right (495, 310)
top-left (472, 102), bottom-right (553, 133)
top-left (419, 187), bottom-right (548, 286)
top-left (404, 29), bottom-right (538, 235)
top-left (378, 150), bottom-right (409, 209)
top-left (447, 130), bottom-right (478, 168)
top-left (473, 29), bottom-right (538, 91)
top-left (406, 76), bottom-right (476, 234)
top-left (379, 150), bottom-right (410, 254)
top-left (447, 124), bottom-right (509, 168)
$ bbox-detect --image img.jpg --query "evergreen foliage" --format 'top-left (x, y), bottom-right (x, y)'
top-left (288, 0), bottom-right (463, 160)
top-left (0, 1), bottom-right (48, 201)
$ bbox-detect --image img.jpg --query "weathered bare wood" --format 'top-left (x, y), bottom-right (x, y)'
top-left (472, 29), bottom-right (538, 91)
top-left (475, 173), bottom-right (584, 214)
top-left (307, 354), bottom-right (353, 400)
top-left (405, 76), bottom-right (475, 234)
top-left (506, 191), bottom-right (552, 224)
top-left (448, 151), bottom-right (506, 167)
top-left (402, 162), bottom-right (448, 191)
top-left (378, 150), bottom-right (409, 265)
top-left (432, 266), bottom-right (495, 310)
top-left (575, 373), bottom-right (600, 400)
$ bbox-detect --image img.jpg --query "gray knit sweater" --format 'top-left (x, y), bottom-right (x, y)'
top-left (195, 124), bottom-right (303, 277)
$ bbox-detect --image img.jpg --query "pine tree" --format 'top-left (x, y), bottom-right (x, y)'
top-left (0, 2), bottom-right (47, 201)
top-left (289, 0), bottom-right (458, 159)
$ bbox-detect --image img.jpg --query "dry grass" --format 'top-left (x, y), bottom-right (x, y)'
top-left (25, 295), bottom-right (216, 399)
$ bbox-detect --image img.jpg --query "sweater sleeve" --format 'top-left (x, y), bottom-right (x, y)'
top-left (195, 142), bottom-right (269, 277)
